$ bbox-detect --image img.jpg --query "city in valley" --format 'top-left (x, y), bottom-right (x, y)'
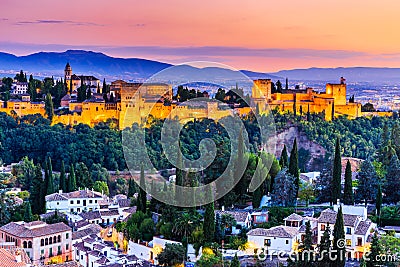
top-left (2, 1), bottom-right (400, 267)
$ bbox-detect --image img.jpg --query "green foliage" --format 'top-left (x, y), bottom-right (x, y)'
top-left (137, 165), bottom-right (147, 213)
top-left (289, 138), bottom-right (299, 197)
top-left (384, 154), bottom-right (400, 203)
top-left (67, 164), bottom-right (77, 192)
top-left (30, 164), bottom-right (45, 215)
top-left (356, 159), bottom-right (378, 205)
top-left (23, 201), bottom-right (33, 222)
top-left (298, 181), bottom-right (315, 207)
top-left (332, 206), bottom-right (345, 267)
top-left (93, 181), bottom-right (109, 195)
top-left (44, 93), bottom-right (54, 121)
top-left (279, 145), bottom-right (289, 168)
top-left (271, 168), bottom-right (296, 207)
top-left (332, 138), bottom-right (342, 205)
top-left (230, 253), bottom-right (240, 267)
top-left (367, 232), bottom-right (382, 267)
top-left (59, 161), bottom-right (66, 192)
top-left (342, 160), bottom-right (354, 205)
top-left (156, 243), bottom-right (185, 266)
top-left (203, 197), bottom-right (215, 243)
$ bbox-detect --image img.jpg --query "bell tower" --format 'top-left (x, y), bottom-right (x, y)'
top-left (64, 62), bottom-right (72, 81)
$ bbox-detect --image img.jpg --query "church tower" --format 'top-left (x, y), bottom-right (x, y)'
top-left (64, 62), bottom-right (72, 81)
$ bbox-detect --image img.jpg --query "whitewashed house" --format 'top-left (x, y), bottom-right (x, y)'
top-left (45, 189), bottom-right (104, 213)
top-left (247, 226), bottom-right (299, 255)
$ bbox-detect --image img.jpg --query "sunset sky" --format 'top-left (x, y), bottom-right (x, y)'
top-left (1, 0), bottom-right (400, 72)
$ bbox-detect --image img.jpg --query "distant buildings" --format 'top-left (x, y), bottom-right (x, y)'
top-left (0, 221), bottom-right (72, 265)
top-left (10, 82), bottom-right (28, 95)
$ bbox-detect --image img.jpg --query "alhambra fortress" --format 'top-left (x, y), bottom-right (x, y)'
top-left (0, 63), bottom-right (362, 129)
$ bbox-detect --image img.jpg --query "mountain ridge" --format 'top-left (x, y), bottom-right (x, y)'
top-left (0, 50), bottom-right (399, 83)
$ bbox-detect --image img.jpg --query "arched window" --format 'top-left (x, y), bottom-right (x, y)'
top-left (49, 237), bottom-right (52, 245)
top-left (58, 235), bottom-right (61, 243)
top-left (45, 238), bottom-right (48, 245)
top-left (53, 236), bottom-right (57, 243)
top-left (28, 241), bottom-right (32, 248)
top-left (41, 239), bottom-right (44, 246)
top-left (23, 241), bottom-right (27, 248)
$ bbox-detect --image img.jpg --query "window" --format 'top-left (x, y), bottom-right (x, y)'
top-left (264, 239), bottom-right (271, 247)
top-left (357, 237), bottom-right (362, 246)
top-left (49, 238), bottom-right (52, 245)
top-left (321, 224), bottom-right (325, 231)
top-left (57, 202), bottom-right (59, 205)
top-left (58, 235), bottom-right (61, 242)
top-left (58, 246), bottom-right (62, 255)
top-left (346, 228), bottom-right (351, 234)
top-left (77, 200), bottom-right (80, 204)
top-left (286, 240), bottom-right (289, 245)
top-left (49, 248), bottom-right (53, 257)
top-left (45, 238), bottom-right (48, 246)
top-left (41, 239), bottom-right (44, 246)
top-left (66, 233), bottom-right (69, 239)
top-left (28, 241), bottom-right (32, 248)
top-left (23, 241), bottom-right (27, 248)
top-left (70, 209), bottom-right (74, 213)
top-left (66, 244), bottom-right (69, 251)
top-left (89, 200), bottom-right (93, 204)
top-left (41, 250), bottom-right (44, 255)
top-left (70, 200), bottom-right (74, 204)
top-left (53, 236), bottom-right (57, 243)
top-left (346, 239), bottom-right (352, 246)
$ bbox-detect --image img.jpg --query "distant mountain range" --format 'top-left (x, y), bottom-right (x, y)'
top-left (0, 50), bottom-right (399, 83)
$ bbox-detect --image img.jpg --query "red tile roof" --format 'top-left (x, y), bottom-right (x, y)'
top-left (0, 221), bottom-right (71, 238)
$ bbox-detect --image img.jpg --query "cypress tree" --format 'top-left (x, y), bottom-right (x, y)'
top-left (127, 178), bottom-right (135, 198)
top-left (307, 104), bottom-right (311, 122)
top-left (342, 160), bottom-right (354, 205)
top-left (44, 93), bottom-right (54, 121)
top-left (234, 130), bottom-right (247, 198)
top-left (367, 232), bottom-right (382, 267)
top-left (86, 88), bottom-right (92, 99)
top-left (175, 147), bottom-right (184, 203)
top-left (333, 206), bottom-right (345, 267)
top-left (376, 184), bottom-right (382, 226)
top-left (59, 160), bottom-right (66, 192)
top-left (298, 221), bottom-right (313, 265)
top-left (102, 78), bottom-right (107, 94)
top-left (318, 223), bottom-right (331, 266)
top-left (252, 184), bottom-right (262, 209)
top-left (384, 154), bottom-right (400, 203)
top-left (332, 138), bottom-right (342, 205)
top-left (214, 213), bottom-right (223, 243)
top-left (289, 138), bottom-right (299, 197)
top-left (30, 164), bottom-right (45, 215)
top-left (230, 253), bottom-right (240, 267)
top-left (331, 102), bottom-right (335, 121)
top-left (23, 201), bottom-right (33, 222)
top-left (138, 165), bottom-right (147, 213)
top-left (203, 188), bottom-right (215, 243)
top-left (67, 164), bottom-right (77, 192)
top-left (46, 157), bottom-right (55, 194)
top-left (279, 145), bottom-right (289, 168)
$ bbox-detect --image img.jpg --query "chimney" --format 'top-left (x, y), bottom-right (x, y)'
top-left (222, 206), bottom-right (225, 212)
top-left (15, 251), bottom-right (22, 263)
top-left (59, 189), bottom-right (63, 194)
top-left (337, 199), bottom-right (340, 206)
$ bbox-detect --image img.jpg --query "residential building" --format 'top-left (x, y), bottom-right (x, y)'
top-left (46, 189), bottom-right (105, 213)
top-left (215, 210), bottom-right (251, 234)
top-left (0, 221), bottom-right (72, 265)
top-left (0, 246), bottom-right (32, 267)
top-left (247, 226), bottom-right (299, 255)
top-left (317, 205), bottom-right (375, 259)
